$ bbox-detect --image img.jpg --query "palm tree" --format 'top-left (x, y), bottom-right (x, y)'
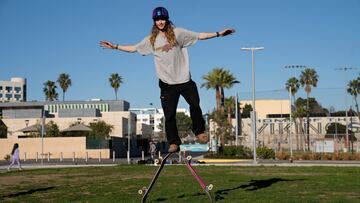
top-left (57, 73), bottom-right (72, 101)
top-left (299, 68), bottom-right (319, 150)
top-left (347, 77), bottom-right (360, 121)
top-left (201, 68), bottom-right (239, 110)
top-left (285, 77), bottom-right (300, 149)
top-left (224, 96), bottom-right (236, 125)
top-left (285, 77), bottom-right (300, 104)
top-left (43, 80), bottom-right (58, 101)
top-left (109, 73), bottom-right (123, 100)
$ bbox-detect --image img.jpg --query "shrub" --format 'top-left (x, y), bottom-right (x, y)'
top-left (256, 147), bottom-right (275, 159)
top-left (276, 151), bottom-right (290, 160)
top-left (321, 153), bottom-right (333, 160)
top-left (205, 146), bottom-right (252, 159)
top-left (309, 153), bottom-right (322, 160)
top-left (4, 154), bottom-right (10, 161)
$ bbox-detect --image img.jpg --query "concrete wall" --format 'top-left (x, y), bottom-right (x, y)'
top-left (0, 137), bottom-right (109, 160)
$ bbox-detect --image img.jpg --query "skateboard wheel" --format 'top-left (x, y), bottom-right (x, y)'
top-left (207, 184), bottom-right (213, 191)
top-left (186, 156), bottom-right (192, 161)
top-left (155, 159), bottom-right (159, 164)
top-left (138, 189), bottom-right (143, 195)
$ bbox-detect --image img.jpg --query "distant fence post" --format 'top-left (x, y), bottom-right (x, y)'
top-left (36, 152), bottom-right (38, 162)
top-left (98, 151), bottom-right (101, 162)
top-left (48, 152), bottom-right (50, 162)
top-left (73, 152), bottom-right (75, 162)
top-left (23, 152), bottom-right (26, 162)
top-left (142, 151), bottom-right (145, 160)
top-left (86, 152), bottom-right (88, 163)
top-left (60, 152), bottom-right (63, 162)
top-left (112, 151), bottom-right (115, 163)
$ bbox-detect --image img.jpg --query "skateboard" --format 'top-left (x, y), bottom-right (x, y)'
top-left (138, 152), bottom-right (173, 203)
top-left (138, 151), bottom-right (213, 203)
top-left (182, 151), bottom-right (214, 203)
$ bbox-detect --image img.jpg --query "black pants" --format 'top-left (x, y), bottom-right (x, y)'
top-left (159, 79), bottom-right (205, 145)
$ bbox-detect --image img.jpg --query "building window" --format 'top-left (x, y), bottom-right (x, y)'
top-left (14, 94), bottom-right (21, 100)
top-left (5, 94), bottom-right (12, 99)
top-left (5, 86), bottom-right (12, 92)
top-left (0, 86), bottom-right (3, 91)
top-left (14, 87), bottom-right (21, 93)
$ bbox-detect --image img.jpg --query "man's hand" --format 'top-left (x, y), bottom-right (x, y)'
top-left (220, 29), bottom-right (236, 37)
top-left (99, 41), bottom-right (116, 49)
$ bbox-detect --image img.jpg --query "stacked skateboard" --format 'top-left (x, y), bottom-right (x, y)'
top-left (138, 152), bottom-right (213, 203)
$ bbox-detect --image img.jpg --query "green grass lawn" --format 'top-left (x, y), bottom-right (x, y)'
top-left (1, 165), bottom-right (360, 202)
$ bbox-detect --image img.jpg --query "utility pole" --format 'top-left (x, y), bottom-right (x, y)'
top-left (241, 47), bottom-right (264, 164)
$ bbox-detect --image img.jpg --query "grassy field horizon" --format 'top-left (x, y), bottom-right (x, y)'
top-left (1, 165), bottom-right (360, 202)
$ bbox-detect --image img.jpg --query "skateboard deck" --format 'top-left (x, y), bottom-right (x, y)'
top-left (182, 151), bottom-right (214, 203)
top-left (139, 152), bottom-right (173, 203)
top-left (138, 151), bottom-right (213, 203)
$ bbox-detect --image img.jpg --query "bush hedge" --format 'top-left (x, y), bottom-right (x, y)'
top-left (205, 146), bottom-right (360, 160)
top-left (276, 151), bottom-right (360, 161)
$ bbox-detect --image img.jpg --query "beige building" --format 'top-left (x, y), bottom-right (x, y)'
top-left (0, 100), bottom-right (140, 160)
top-left (240, 99), bottom-right (290, 119)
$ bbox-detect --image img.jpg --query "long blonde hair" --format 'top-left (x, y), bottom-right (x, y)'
top-left (149, 21), bottom-right (177, 49)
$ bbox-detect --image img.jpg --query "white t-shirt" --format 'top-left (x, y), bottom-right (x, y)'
top-left (135, 27), bottom-right (200, 85)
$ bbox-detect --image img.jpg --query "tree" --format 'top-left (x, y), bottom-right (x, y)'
top-left (43, 80), bottom-right (58, 101)
top-left (88, 120), bottom-right (114, 139)
top-left (293, 97), bottom-right (310, 150)
top-left (57, 73), bottom-right (72, 101)
top-left (0, 119), bottom-right (7, 138)
top-left (209, 110), bottom-right (233, 146)
top-left (45, 121), bottom-right (60, 137)
top-left (299, 68), bottom-right (319, 150)
top-left (157, 112), bottom-right (192, 140)
top-left (224, 96), bottom-right (235, 124)
top-left (286, 77), bottom-right (300, 149)
top-left (295, 97), bottom-right (328, 115)
top-left (241, 104), bottom-right (253, 118)
top-left (347, 77), bottom-right (360, 121)
top-left (109, 73), bottom-right (123, 100)
top-left (285, 77), bottom-right (300, 104)
top-left (201, 68), bottom-right (239, 110)
top-left (325, 122), bottom-right (357, 152)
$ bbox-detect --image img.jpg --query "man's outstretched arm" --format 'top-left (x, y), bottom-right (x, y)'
top-left (198, 28), bottom-right (236, 40)
top-left (99, 41), bottom-right (137, 53)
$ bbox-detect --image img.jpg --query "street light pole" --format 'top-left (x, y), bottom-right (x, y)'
top-left (284, 65), bottom-right (306, 157)
top-left (241, 47), bottom-right (264, 164)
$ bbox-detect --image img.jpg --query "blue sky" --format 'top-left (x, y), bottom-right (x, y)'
top-left (1, 0), bottom-right (359, 113)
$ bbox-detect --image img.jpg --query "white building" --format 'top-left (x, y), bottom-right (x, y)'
top-left (0, 77), bottom-right (27, 102)
top-left (130, 108), bottom-right (190, 136)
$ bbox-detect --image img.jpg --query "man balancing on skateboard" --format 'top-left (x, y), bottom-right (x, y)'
top-left (100, 7), bottom-right (235, 153)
